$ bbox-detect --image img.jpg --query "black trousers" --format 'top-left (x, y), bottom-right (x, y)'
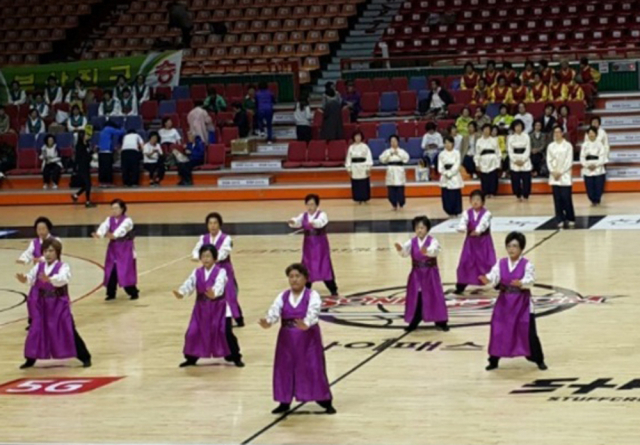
top-left (106, 266), bottom-right (139, 299)
top-left (531, 152), bottom-right (546, 176)
top-left (144, 161), bottom-right (165, 183)
top-left (177, 161), bottom-right (194, 184)
top-left (351, 177), bottom-right (370, 203)
top-left (296, 125), bottom-right (312, 142)
top-left (75, 164), bottom-right (92, 202)
top-left (98, 152), bottom-right (113, 184)
top-left (552, 185), bottom-right (575, 224)
top-left (584, 174), bottom-right (605, 204)
top-left (510, 171), bottom-right (532, 199)
top-left (121, 150), bottom-right (141, 186)
top-left (25, 326), bottom-right (91, 363)
top-left (181, 26), bottom-right (193, 48)
top-left (42, 163), bottom-right (61, 185)
top-left (184, 318), bottom-right (242, 363)
top-left (489, 314), bottom-right (544, 366)
top-left (387, 185), bottom-right (406, 209)
top-left (462, 155), bottom-right (476, 175)
top-left (480, 170), bottom-right (499, 196)
top-left (441, 187), bottom-right (462, 216)
top-left (305, 279), bottom-right (338, 296)
top-left (408, 291), bottom-right (448, 330)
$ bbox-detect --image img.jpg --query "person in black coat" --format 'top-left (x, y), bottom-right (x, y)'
top-left (71, 130), bottom-right (96, 208)
top-left (541, 104), bottom-right (557, 134)
top-left (232, 103), bottom-right (250, 138)
top-left (420, 79), bottom-right (454, 118)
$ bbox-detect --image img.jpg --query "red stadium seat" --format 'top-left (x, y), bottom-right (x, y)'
top-left (398, 90), bottom-right (417, 115)
top-left (324, 140), bottom-right (347, 167)
top-left (140, 101), bottom-right (159, 122)
top-left (202, 144), bottom-right (226, 169)
top-left (358, 122), bottom-right (378, 140)
top-left (360, 92), bottom-right (380, 118)
top-left (220, 126), bottom-right (239, 147)
top-left (304, 140), bottom-right (327, 167)
top-left (283, 141), bottom-right (307, 168)
top-left (397, 121), bottom-right (417, 139)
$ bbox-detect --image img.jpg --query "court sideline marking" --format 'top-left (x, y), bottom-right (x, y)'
top-left (240, 229), bottom-right (561, 445)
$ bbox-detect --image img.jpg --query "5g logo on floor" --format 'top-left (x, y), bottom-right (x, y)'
top-left (0, 377), bottom-right (123, 396)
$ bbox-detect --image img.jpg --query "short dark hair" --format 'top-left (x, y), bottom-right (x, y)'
top-left (524, 60), bottom-right (534, 68)
top-left (552, 124), bottom-right (564, 133)
top-left (545, 103), bottom-right (555, 111)
top-left (470, 189), bottom-right (485, 202)
top-left (148, 131), bottom-right (160, 141)
top-left (47, 75), bottom-right (57, 83)
top-left (42, 238), bottom-right (62, 259)
top-left (286, 262), bottom-right (309, 279)
top-left (412, 215), bottom-right (431, 231)
top-left (499, 104), bottom-right (508, 111)
top-left (497, 75), bottom-right (506, 83)
top-left (34, 216), bottom-right (53, 231)
top-left (591, 116), bottom-right (601, 125)
top-left (103, 90), bottom-right (112, 97)
top-left (486, 59), bottom-right (496, 67)
top-left (71, 104), bottom-right (81, 113)
top-left (162, 116), bottom-right (173, 127)
top-left (505, 231), bottom-right (526, 250)
top-left (468, 121), bottom-right (478, 132)
top-left (388, 134), bottom-right (400, 144)
top-left (504, 61), bottom-right (513, 69)
top-left (580, 57), bottom-right (589, 65)
top-left (199, 244), bottom-right (218, 260)
top-left (122, 87), bottom-right (131, 95)
top-left (481, 123), bottom-right (492, 131)
top-left (352, 130), bottom-right (365, 142)
top-left (110, 198), bottom-right (127, 214)
top-left (540, 59), bottom-right (549, 68)
top-left (587, 126), bottom-right (599, 135)
top-left (425, 122), bottom-right (437, 132)
top-left (464, 62), bottom-right (475, 70)
top-left (205, 212), bottom-right (223, 226)
top-left (232, 102), bottom-right (242, 109)
top-left (305, 193), bottom-right (320, 205)
top-left (430, 78), bottom-right (441, 87)
top-left (44, 133), bottom-right (56, 146)
top-left (511, 78), bottom-right (522, 86)
top-left (208, 87), bottom-right (218, 95)
top-left (443, 135), bottom-right (454, 145)
top-left (511, 119), bottom-right (525, 131)
top-left (533, 119), bottom-right (543, 128)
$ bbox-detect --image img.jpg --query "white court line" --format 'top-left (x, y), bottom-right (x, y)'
top-left (138, 254), bottom-right (191, 277)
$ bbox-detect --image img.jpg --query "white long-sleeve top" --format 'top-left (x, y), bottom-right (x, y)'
top-left (44, 87), bottom-right (63, 105)
top-left (178, 266), bottom-right (231, 317)
top-left (474, 136), bottom-right (501, 173)
top-left (580, 139), bottom-right (607, 177)
top-left (486, 257), bottom-right (536, 312)
top-left (18, 235), bottom-right (61, 264)
top-left (40, 144), bottom-right (62, 169)
top-left (25, 260), bottom-right (70, 287)
top-left (9, 89), bottom-right (27, 105)
top-left (293, 104), bottom-right (313, 126)
top-left (96, 216), bottom-right (134, 238)
top-left (98, 98), bottom-right (122, 117)
top-left (191, 232), bottom-right (232, 261)
top-left (134, 85), bottom-right (150, 105)
top-left (507, 132), bottom-right (532, 172)
top-left (290, 210), bottom-right (328, 229)
top-left (398, 235), bottom-right (441, 258)
top-left (65, 88), bottom-right (87, 102)
top-left (547, 139), bottom-right (574, 186)
top-left (264, 288), bottom-right (322, 327)
top-left (121, 133), bottom-right (144, 151)
top-left (421, 132), bottom-right (444, 151)
top-left (456, 208), bottom-right (491, 233)
top-left (514, 113), bottom-right (534, 133)
top-left (379, 148), bottom-right (410, 186)
top-left (345, 142), bottom-right (373, 180)
top-left (158, 128), bottom-right (182, 145)
top-left (438, 149), bottom-right (463, 189)
top-left (453, 134), bottom-right (463, 152)
top-left (142, 142), bottom-right (163, 163)
top-left (584, 127), bottom-right (609, 162)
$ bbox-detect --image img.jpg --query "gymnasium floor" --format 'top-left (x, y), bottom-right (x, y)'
top-left (1, 193), bottom-right (639, 445)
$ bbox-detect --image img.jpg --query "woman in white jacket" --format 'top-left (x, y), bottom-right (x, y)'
top-left (507, 119), bottom-right (532, 201)
top-left (547, 125), bottom-right (575, 228)
top-left (438, 136), bottom-right (463, 217)
top-left (474, 124), bottom-right (501, 197)
top-left (379, 135), bottom-right (410, 211)
top-left (581, 126), bottom-right (607, 206)
top-left (345, 131), bottom-right (373, 204)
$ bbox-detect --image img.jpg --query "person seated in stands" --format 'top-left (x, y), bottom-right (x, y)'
top-left (232, 102), bottom-right (250, 138)
top-left (423, 79), bottom-right (453, 119)
top-left (66, 90), bottom-right (84, 114)
top-left (527, 73), bottom-right (548, 103)
top-left (493, 105), bottom-right (513, 137)
top-left (114, 75), bottom-right (129, 102)
top-left (530, 120), bottom-right (549, 177)
top-left (461, 62), bottom-right (480, 90)
top-left (471, 78), bottom-right (490, 106)
top-left (420, 121), bottom-right (444, 167)
top-left (24, 109), bottom-right (45, 135)
top-left (40, 134), bottom-right (62, 190)
top-left (44, 75), bottom-right (63, 105)
top-left (176, 132), bottom-right (205, 186)
top-left (455, 107), bottom-right (473, 137)
top-left (491, 76), bottom-right (511, 105)
top-left (31, 93), bottom-right (50, 119)
top-left (501, 62), bottom-right (518, 84)
top-left (158, 116), bottom-right (182, 147)
top-left (133, 75), bottom-right (150, 106)
top-left (449, 125), bottom-right (463, 152)
top-left (99, 91), bottom-right (122, 117)
top-left (541, 104), bottom-right (556, 134)
top-left (579, 57), bottom-right (601, 91)
top-left (0, 106), bottom-right (11, 135)
top-left (520, 61), bottom-right (536, 87)
top-left (539, 59), bottom-right (553, 84)
top-left (120, 88), bottom-right (138, 116)
top-left (67, 105), bottom-right (87, 139)
top-left (474, 106), bottom-right (491, 129)
top-left (566, 79), bottom-right (586, 103)
top-left (513, 103), bottom-right (533, 134)
top-left (483, 60), bottom-right (499, 87)
top-left (343, 81), bottom-right (361, 123)
top-left (547, 73), bottom-right (567, 102)
top-left (203, 87), bottom-right (227, 113)
top-left (143, 132), bottom-right (164, 187)
top-left (558, 60), bottom-right (576, 85)
top-left (65, 77), bottom-right (87, 104)
top-left (556, 105), bottom-right (571, 134)
top-left (9, 80), bottom-right (27, 105)
top-left (509, 78), bottom-right (528, 105)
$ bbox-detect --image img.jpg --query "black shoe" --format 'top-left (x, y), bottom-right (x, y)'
top-left (129, 294), bottom-right (139, 300)
top-left (82, 359), bottom-right (92, 368)
top-left (271, 403), bottom-right (291, 414)
top-left (85, 202), bottom-right (97, 208)
top-left (404, 324), bottom-right (418, 333)
top-left (436, 322), bottom-right (450, 332)
top-left (537, 362), bottom-right (548, 371)
top-left (20, 359), bottom-right (36, 369)
top-left (485, 363), bottom-right (499, 371)
top-left (325, 405), bottom-right (337, 414)
top-left (234, 359), bottom-right (245, 368)
top-left (179, 360), bottom-right (197, 368)
top-left (105, 295), bottom-right (116, 301)
top-left (235, 317), bottom-right (245, 327)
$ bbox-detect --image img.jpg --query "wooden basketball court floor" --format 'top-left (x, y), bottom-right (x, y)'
top-left (1, 193), bottom-right (640, 445)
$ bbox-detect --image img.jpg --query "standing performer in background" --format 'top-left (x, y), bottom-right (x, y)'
top-left (507, 119), bottom-right (532, 201)
top-left (15, 238), bottom-right (92, 369)
top-left (395, 216), bottom-right (449, 332)
top-left (379, 135), bottom-right (410, 211)
top-left (92, 199), bottom-right (139, 300)
top-left (288, 194), bottom-right (338, 296)
top-left (259, 263), bottom-right (335, 415)
top-left (345, 130), bottom-right (373, 204)
top-left (455, 190), bottom-right (495, 295)
top-left (474, 124), bottom-right (501, 198)
top-left (191, 212), bottom-right (244, 327)
top-left (479, 231), bottom-right (547, 371)
top-left (438, 135), bottom-right (463, 218)
top-left (547, 125), bottom-right (575, 229)
top-left (581, 126), bottom-right (607, 206)
top-left (174, 244), bottom-right (244, 368)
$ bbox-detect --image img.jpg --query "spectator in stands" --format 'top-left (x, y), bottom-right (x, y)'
top-left (40, 134), bottom-right (62, 190)
top-left (187, 106), bottom-right (215, 143)
top-left (203, 87), bottom-right (227, 113)
top-left (379, 135), bottom-right (410, 211)
top-left (493, 105), bottom-right (513, 136)
top-left (120, 88), bottom-right (138, 116)
top-left (527, 73), bottom-right (548, 103)
top-left (345, 130), bottom-right (373, 204)
top-left (133, 75), bottom-right (150, 106)
top-left (167, 1), bottom-right (193, 48)
top-left (143, 132), bottom-right (164, 187)
top-left (579, 57), bottom-right (601, 91)
top-left (507, 119), bottom-right (532, 201)
top-left (66, 90), bottom-right (84, 114)
top-left (455, 107), bottom-right (473, 137)
top-left (99, 91), bottom-right (122, 117)
top-left (520, 61), bottom-right (536, 87)
top-left (566, 79), bottom-right (585, 103)
top-left (320, 89), bottom-right (343, 141)
top-left (548, 73), bottom-right (568, 102)
top-left (556, 105), bottom-right (571, 134)
top-left (8, 80), bottom-right (27, 105)
top-left (558, 60), bottom-right (576, 85)
top-left (243, 85), bottom-right (256, 113)
top-left (0, 106), bottom-right (10, 135)
top-left (113, 75), bottom-right (129, 102)
top-left (474, 123), bottom-right (501, 197)
top-left (530, 120), bottom-right (549, 177)
top-left (422, 79), bottom-right (453, 118)
top-left (121, 129), bottom-right (144, 187)
top-left (581, 126), bottom-right (607, 206)
top-left (541, 104), bottom-right (556, 134)
top-left (177, 132), bottom-right (205, 186)
top-left (44, 76), bottom-right (63, 105)
top-left (97, 120), bottom-right (125, 187)
top-left (67, 105), bottom-right (87, 140)
top-left (343, 81), bottom-right (361, 122)
top-left (483, 60), bottom-right (499, 87)
top-left (71, 130), bottom-right (96, 208)
top-left (474, 106), bottom-right (491, 128)
top-left (159, 117), bottom-right (182, 147)
top-left (471, 78), bottom-right (490, 106)
top-left (65, 77), bottom-right (87, 103)
top-left (514, 103), bottom-right (533, 134)
top-left (322, 82), bottom-right (341, 106)
top-left (509, 78), bottom-right (528, 105)
top-left (460, 62), bottom-right (480, 90)
top-left (539, 60), bottom-right (553, 84)
top-left (501, 62), bottom-right (517, 84)
top-left (293, 98), bottom-right (313, 143)
top-left (232, 102), bottom-right (250, 138)
top-left (449, 125), bottom-right (463, 153)
top-left (492, 125), bottom-right (508, 177)
top-left (25, 109), bottom-right (45, 135)
top-left (491, 76), bottom-right (511, 104)
top-left (420, 122), bottom-right (443, 167)
top-left (256, 82), bottom-right (276, 142)
top-left (31, 93), bottom-right (50, 119)
top-left (461, 121), bottom-right (477, 177)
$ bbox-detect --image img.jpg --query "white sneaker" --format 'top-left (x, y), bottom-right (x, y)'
top-left (52, 184), bottom-right (58, 190)
top-left (43, 184), bottom-right (49, 190)
top-left (557, 221), bottom-right (564, 229)
top-left (568, 221), bottom-right (575, 229)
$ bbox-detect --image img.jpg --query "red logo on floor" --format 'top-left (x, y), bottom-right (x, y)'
top-left (0, 377), bottom-right (123, 395)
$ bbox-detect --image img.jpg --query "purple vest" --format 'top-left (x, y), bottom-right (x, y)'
top-left (499, 257), bottom-right (530, 295)
top-left (466, 208), bottom-right (489, 235)
top-left (302, 211), bottom-right (326, 236)
top-left (35, 261), bottom-right (68, 298)
top-left (109, 216), bottom-right (134, 240)
top-left (411, 236), bottom-right (438, 269)
top-left (204, 232), bottom-right (230, 263)
top-left (195, 265), bottom-right (222, 300)
top-left (33, 237), bottom-right (43, 259)
top-left (281, 288), bottom-right (311, 327)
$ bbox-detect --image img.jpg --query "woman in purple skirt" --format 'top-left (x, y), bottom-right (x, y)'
top-left (174, 244), bottom-right (243, 368)
top-left (395, 216), bottom-right (449, 332)
top-left (288, 194), bottom-right (338, 296)
top-left (455, 190), bottom-right (496, 294)
top-left (259, 263), bottom-right (335, 415)
top-left (15, 238), bottom-right (91, 369)
top-left (479, 231), bottom-right (547, 371)
top-left (92, 199), bottom-right (139, 301)
top-left (191, 212), bottom-right (244, 327)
